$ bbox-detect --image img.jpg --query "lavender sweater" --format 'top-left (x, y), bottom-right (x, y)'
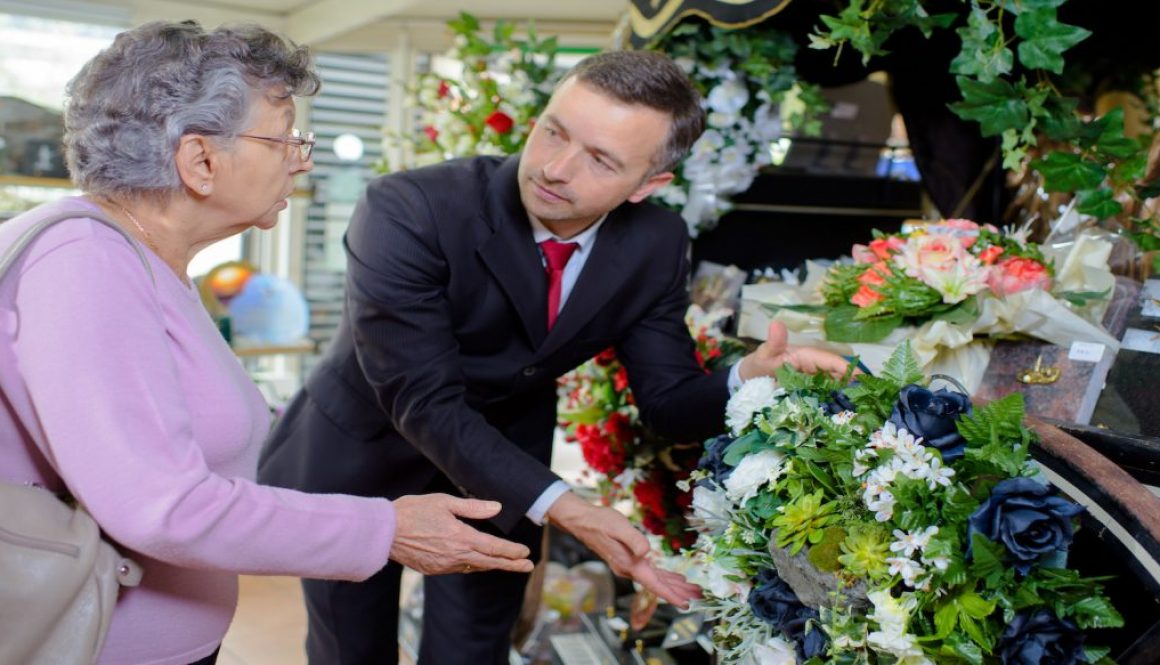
top-left (0, 198), bottom-right (395, 664)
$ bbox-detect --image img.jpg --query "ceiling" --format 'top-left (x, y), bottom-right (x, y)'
top-left (44, 0), bottom-right (628, 52)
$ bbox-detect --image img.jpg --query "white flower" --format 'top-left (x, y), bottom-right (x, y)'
top-left (725, 376), bottom-right (783, 435)
top-left (691, 485), bottom-right (731, 532)
top-left (724, 448), bottom-right (785, 504)
top-left (831, 410), bottom-right (856, 426)
top-left (887, 556), bottom-right (925, 587)
top-left (751, 636), bottom-right (798, 665)
top-left (866, 491), bottom-right (895, 522)
top-left (707, 77), bottom-right (750, 115)
top-left (890, 526), bottom-right (938, 557)
top-left (921, 554), bottom-right (950, 572)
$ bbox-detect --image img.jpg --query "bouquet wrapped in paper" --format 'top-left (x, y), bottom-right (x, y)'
top-left (738, 220), bottom-right (1119, 392)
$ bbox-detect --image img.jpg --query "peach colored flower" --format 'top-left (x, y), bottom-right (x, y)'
top-left (859, 261), bottom-right (892, 286)
top-left (851, 284), bottom-right (885, 308)
top-left (988, 257), bottom-right (1051, 296)
top-left (852, 236), bottom-right (904, 263)
top-left (977, 245), bottom-right (1004, 265)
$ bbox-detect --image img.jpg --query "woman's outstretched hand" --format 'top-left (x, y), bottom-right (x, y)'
top-left (390, 494), bottom-right (534, 575)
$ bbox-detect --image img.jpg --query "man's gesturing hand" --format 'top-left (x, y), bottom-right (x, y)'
top-left (739, 320), bottom-right (854, 381)
top-left (547, 492), bottom-right (701, 609)
top-left (389, 494), bottom-right (534, 575)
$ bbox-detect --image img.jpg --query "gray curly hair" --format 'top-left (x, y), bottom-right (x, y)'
top-left (64, 20), bottom-right (319, 199)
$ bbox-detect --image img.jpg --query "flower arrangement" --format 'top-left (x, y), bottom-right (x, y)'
top-left (740, 218), bottom-right (1119, 390)
top-left (646, 20), bottom-right (830, 237)
top-left (819, 219), bottom-right (1059, 343)
top-left (380, 12), bottom-right (561, 171)
top-left (679, 343), bottom-right (1123, 664)
top-left (557, 306), bottom-right (746, 553)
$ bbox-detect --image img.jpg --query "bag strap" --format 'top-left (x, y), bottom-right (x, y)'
top-left (0, 205), bottom-right (155, 285)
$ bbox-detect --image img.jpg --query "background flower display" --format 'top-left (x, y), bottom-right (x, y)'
top-left (380, 12), bottom-right (561, 171)
top-left (739, 219), bottom-right (1119, 391)
top-left (676, 344), bottom-right (1122, 664)
top-left (557, 306), bottom-right (746, 553)
top-left (646, 20), bottom-right (830, 237)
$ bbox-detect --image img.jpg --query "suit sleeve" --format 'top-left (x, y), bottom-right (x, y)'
top-left (615, 228), bottom-right (729, 442)
top-left (344, 176), bottom-right (560, 532)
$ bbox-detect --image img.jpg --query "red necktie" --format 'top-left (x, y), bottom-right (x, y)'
top-left (540, 239), bottom-right (579, 330)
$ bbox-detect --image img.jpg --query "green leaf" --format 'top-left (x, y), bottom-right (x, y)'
top-left (949, 76), bottom-right (1030, 136)
top-left (1092, 108), bottom-right (1141, 159)
top-left (723, 430), bottom-right (767, 466)
top-left (1075, 188), bottom-right (1122, 219)
top-left (933, 600), bottom-right (959, 639)
top-left (958, 614), bottom-right (992, 652)
top-left (1071, 595), bottom-right (1124, 629)
top-left (969, 532), bottom-right (1007, 585)
top-left (1058, 288), bottom-right (1110, 308)
top-left (1030, 151), bottom-right (1106, 192)
top-left (931, 298), bottom-right (979, 326)
top-left (944, 632), bottom-right (986, 664)
top-left (1083, 646), bottom-right (1112, 663)
top-left (1014, 9), bottom-right (1091, 73)
top-left (824, 305), bottom-right (903, 343)
top-left (958, 591), bottom-right (998, 619)
top-left (951, 7), bottom-right (1014, 83)
top-left (881, 341), bottom-right (926, 390)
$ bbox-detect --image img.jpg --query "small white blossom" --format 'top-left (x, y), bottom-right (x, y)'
top-left (750, 636), bottom-right (798, 664)
top-left (831, 410), bottom-right (856, 426)
top-left (887, 556), bottom-right (926, 587)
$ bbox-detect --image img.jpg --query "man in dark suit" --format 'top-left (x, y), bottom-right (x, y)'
top-left (258, 50), bottom-right (850, 664)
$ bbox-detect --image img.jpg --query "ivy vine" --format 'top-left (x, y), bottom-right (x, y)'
top-left (811, 0), bottom-right (1160, 271)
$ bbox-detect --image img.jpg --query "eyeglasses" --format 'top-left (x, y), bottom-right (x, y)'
top-left (237, 128), bottom-right (315, 161)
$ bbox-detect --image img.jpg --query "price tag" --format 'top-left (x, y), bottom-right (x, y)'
top-left (1068, 341), bottom-right (1105, 363)
top-left (1142, 279), bottom-right (1160, 318)
top-left (1122, 328), bottom-right (1160, 355)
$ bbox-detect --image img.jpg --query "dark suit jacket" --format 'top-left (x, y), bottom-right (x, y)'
top-left (259, 155), bottom-right (728, 532)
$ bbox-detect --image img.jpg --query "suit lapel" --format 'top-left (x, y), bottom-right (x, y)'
top-left (537, 207), bottom-right (632, 359)
top-left (476, 156), bottom-right (547, 347)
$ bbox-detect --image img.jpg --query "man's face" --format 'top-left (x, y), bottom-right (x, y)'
top-left (517, 77), bottom-right (675, 238)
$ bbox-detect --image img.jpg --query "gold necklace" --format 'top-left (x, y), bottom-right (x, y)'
top-left (115, 203), bottom-right (160, 254)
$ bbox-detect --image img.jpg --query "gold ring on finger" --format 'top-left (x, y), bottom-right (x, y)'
top-left (463, 563), bottom-right (473, 574)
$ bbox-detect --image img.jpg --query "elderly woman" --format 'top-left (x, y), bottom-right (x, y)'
top-left (0, 20), bottom-right (532, 665)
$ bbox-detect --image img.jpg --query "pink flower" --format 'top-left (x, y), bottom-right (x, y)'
top-left (423, 125), bottom-right (439, 143)
top-left (988, 257), bottom-right (1051, 296)
top-left (858, 261), bottom-right (891, 286)
top-left (895, 234), bottom-right (988, 304)
top-left (940, 219), bottom-right (981, 247)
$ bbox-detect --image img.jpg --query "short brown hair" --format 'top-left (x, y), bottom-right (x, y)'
top-left (562, 50), bottom-right (704, 175)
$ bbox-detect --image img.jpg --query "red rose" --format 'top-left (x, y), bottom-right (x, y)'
top-left (484, 110), bottom-right (514, 135)
top-left (613, 366), bottom-right (630, 393)
top-left (437, 80), bottom-right (450, 98)
top-left (423, 125), bottom-right (439, 143)
top-left (594, 348), bottom-right (617, 366)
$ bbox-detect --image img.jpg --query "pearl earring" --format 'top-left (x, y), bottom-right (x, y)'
top-left (200, 184), bottom-right (209, 193)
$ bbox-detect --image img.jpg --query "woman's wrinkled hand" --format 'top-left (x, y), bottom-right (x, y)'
top-left (389, 494), bottom-right (534, 575)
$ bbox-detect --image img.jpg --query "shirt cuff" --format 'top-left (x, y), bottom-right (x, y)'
top-left (728, 361), bottom-right (745, 393)
top-left (526, 480), bottom-right (572, 526)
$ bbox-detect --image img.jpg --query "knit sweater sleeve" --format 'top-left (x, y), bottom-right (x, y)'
top-left (8, 221), bottom-right (393, 581)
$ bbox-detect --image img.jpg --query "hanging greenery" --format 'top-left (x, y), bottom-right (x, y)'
top-left (810, 0), bottom-right (1160, 272)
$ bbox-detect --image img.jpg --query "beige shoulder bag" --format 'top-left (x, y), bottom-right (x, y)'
top-left (0, 206), bottom-right (150, 665)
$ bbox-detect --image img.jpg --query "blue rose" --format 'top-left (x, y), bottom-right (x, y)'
top-left (697, 434), bottom-right (734, 485)
top-left (783, 608), bottom-right (829, 661)
top-left (748, 568), bottom-right (804, 628)
top-left (968, 478), bottom-right (1085, 575)
top-left (998, 609), bottom-right (1086, 665)
top-left (821, 389), bottom-right (857, 416)
top-left (888, 384), bottom-right (972, 461)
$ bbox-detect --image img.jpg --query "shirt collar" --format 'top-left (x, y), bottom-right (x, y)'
top-left (529, 214), bottom-right (608, 250)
